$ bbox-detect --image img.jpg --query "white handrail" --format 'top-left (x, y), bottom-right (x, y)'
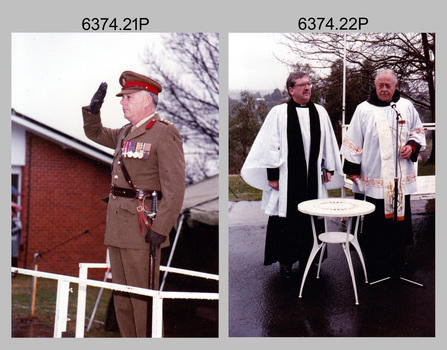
top-left (76, 262), bottom-right (218, 337)
top-left (11, 266), bottom-right (218, 338)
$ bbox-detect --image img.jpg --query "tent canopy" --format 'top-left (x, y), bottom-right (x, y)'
top-left (181, 175), bottom-right (218, 226)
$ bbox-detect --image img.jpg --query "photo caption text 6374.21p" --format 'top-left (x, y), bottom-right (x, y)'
top-left (82, 18), bottom-right (150, 31)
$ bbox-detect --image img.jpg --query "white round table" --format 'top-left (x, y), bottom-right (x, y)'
top-left (298, 197), bottom-right (375, 218)
top-left (298, 198), bottom-right (375, 305)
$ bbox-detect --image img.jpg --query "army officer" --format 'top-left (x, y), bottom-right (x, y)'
top-left (82, 71), bottom-right (185, 337)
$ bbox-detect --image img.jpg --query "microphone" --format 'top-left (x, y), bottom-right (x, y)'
top-left (390, 102), bottom-right (401, 118)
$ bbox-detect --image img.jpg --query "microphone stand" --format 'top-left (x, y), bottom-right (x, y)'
top-left (370, 104), bottom-right (423, 287)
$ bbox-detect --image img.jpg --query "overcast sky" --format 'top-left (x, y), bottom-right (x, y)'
top-left (11, 33), bottom-right (163, 149)
top-left (228, 33), bottom-right (293, 93)
top-left (12, 32), bottom-right (295, 145)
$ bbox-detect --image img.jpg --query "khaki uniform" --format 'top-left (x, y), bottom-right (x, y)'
top-left (82, 106), bottom-right (185, 336)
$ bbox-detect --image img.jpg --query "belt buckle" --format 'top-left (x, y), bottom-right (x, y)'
top-left (136, 189), bottom-right (145, 200)
top-left (110, 185), bottom-right (116, 200)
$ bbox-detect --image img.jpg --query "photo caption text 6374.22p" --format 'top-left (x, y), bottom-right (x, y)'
top-left (298, 17), bottom-right (369, 31)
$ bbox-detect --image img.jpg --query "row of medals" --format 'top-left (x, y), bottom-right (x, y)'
top-left (122, 141), bottom-right (151, 159)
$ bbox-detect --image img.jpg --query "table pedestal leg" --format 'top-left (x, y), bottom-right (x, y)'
top-left (299, 217), bottom-right (321, 298)
top-left (342, 242), bottom-right (359, 305)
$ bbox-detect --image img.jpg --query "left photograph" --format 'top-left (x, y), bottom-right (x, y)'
top-left (11, 32), bottom-right (219, 338)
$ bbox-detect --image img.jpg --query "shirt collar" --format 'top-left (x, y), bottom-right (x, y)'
top-left (135, 113), bottom-right (156, 128)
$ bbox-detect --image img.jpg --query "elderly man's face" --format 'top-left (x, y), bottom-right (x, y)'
top-left (120, 91), bottom-right (151, 125)
top-left (375, 72), bottom-right (398, 102)
top-left (289, 76), bottom-right (312, 105)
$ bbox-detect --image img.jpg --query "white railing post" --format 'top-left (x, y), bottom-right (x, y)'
top-left (12, 266), bottom-right (218, 338)
top-left (75, 264), bottom-right (88, 338)
top-left (53, 279), bottom-right (70, 338)
top-left (152, 293), bottom-right (163, 338)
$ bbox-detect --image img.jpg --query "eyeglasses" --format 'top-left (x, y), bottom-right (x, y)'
top-left (293, 82), bottom-right (312, 88)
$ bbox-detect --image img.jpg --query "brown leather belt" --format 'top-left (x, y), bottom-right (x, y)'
top-left (111, 185), bottom-right (162, 200)
top-left (114, 154), bottom-right (162, 236)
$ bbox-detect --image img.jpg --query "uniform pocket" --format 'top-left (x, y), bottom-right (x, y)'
top-left (119, 199), bottom-right (138, 215)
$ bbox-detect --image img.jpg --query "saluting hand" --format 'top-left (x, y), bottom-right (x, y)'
top-left (88, 82), bottom-right (108, 115)
top-left (145, 229), bottom-right (166, 259)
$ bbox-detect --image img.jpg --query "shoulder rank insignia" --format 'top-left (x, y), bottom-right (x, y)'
top-left (159, 119), bottom-right (173, 126)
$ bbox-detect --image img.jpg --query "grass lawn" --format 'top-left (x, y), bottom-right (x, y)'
top-left (11, 274), bottom-right (119, 337)
top-left (418, 160), bottom-right (435, 176)
top-left (229, 161), bottom-right (434, 202)
top-left (229, 174), bottom-right (353, 201)
top-left (229, 174), bottom-right (262, 201)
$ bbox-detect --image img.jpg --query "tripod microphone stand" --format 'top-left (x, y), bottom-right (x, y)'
top-left (370, 103), bottom-right (423, 287)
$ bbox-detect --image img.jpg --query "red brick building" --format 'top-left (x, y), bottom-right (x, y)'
top-left (12, 109), bottom-right (113, 279)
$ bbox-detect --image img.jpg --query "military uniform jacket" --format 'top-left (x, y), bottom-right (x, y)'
top-left (82, 106), bottom-right (185, 249)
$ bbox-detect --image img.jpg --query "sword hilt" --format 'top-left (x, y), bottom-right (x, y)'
top-left (151, 191), bottom-right (157, 219)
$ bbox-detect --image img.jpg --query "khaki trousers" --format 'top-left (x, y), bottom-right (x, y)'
top-left (108, 246), bottom-right (161, 337)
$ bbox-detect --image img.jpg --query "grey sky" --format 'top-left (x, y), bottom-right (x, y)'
top-left (11, 33), bottom-right (163, 149)
top-left (12, 32), bottom-right (295, 144)
top-left (229, 33), bottom-right (293, 93)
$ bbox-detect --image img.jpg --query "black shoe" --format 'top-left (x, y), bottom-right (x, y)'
top-left (280, 266), bottom-right (292, 280)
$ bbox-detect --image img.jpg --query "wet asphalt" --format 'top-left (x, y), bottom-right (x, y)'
top-left (228, 198), bottom-right (435, 337)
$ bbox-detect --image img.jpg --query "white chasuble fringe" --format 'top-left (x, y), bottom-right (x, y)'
top-left (373, 107), bottom-right (407, 221)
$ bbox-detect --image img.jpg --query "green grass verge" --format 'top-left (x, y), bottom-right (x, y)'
top-left (11, 274), bottom-right (119, 337)
top-left (229, 160), bottom-right (434, 202)
top-left (229, 174), bottom-right (354, 201)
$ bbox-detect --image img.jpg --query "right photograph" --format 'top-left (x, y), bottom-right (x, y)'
top-left (228, 32), bottom-right (435, 337)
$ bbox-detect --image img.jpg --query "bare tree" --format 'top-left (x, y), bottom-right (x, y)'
top-left (280, 32), bottom-right (435, 164)
top-left (280, 33), bottom-right (435, 117)
top-left (142, 33), bottom-right (219, 182)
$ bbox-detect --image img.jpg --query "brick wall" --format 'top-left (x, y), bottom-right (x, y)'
top-left (18, 132), bottom-right (111, 279)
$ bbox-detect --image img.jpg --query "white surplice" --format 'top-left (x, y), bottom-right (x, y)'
top-left (241, 102), bottom-right (344, 217)
top-left (340, 97), bottom-right (426, 201)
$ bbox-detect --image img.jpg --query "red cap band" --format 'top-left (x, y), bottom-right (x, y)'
top-left (123, 80), bottom-right (159, 95)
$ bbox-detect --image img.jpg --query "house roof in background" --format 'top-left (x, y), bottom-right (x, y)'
top-left (11, 108), bottom-right (113, 165)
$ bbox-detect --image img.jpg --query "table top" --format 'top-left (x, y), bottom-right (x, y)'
top-left (298, 198), bottom-right (375, 217)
